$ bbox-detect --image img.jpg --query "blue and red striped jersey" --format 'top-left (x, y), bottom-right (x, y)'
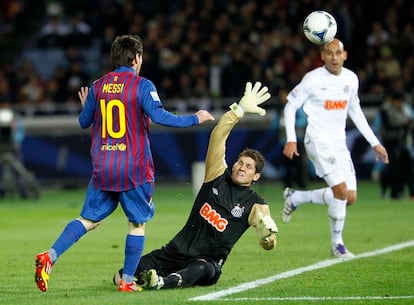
top-left (79, 66), bottom-right (199, 191)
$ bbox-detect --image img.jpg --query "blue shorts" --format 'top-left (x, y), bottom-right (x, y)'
top-left (80, 181), bottom-right (155, 224)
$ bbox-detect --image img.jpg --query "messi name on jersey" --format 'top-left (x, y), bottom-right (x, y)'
top-left (102, 83), bottom-right (124, 93)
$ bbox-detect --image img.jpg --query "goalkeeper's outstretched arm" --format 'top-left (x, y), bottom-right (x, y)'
top-left (248, 204), bottom-right (278, 250)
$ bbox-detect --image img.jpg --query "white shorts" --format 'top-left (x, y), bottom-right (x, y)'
top-left (304, 135), bottom-right (356, 190)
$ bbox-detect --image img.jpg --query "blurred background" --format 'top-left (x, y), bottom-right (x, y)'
top-left (0, 0), bottom-right (413, 196)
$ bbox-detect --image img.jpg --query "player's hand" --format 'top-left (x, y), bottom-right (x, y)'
top-left (195, 110), bottom-right (215, 124)
top-left (230, 81), bottom-right (271, 117)
top-left (78, 86), bottom-right (89, 107)
top-left (260, 233), bottom-right (276, 250)
top-left (239, 82), bottom-right (271, 116)
top-left (283, 141), bottom-right (300, 159)
top-left (260, 215), bottom-right (278, 233)
top-left (256, 212), bottom-right (278, 240)
top-left (373, 144), bottom-right (389, 164)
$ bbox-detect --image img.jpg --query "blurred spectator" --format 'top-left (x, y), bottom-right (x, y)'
top-left (0, 0), bottom-right (24, 34)
top-left (37, 3), bottom-right (70, 48)
top-left (0, 71), bottom-right (12, 104)
top-left (0, 101), bottom-right (39, 198)
top-left (401, 23), bottom-right (414, 48)
top-left (221, 49), bottom-right (252, 97)
top-left (65, 60), bottom-right (88, 101)
top-left (17, 72), bottom-right (44, 105)
top-left (0, 0), bottom-right (412, 117)
top-left (366, 22), bottom-right (390, 48)
top-left (66, 11), bottom-right (92, 47)
top-left (376, 45), bottom-right (401, 80)
top-left (43, 78), bottom-right (62, 104)
top-left (379, 91), bottom-right (414, 199)
top-left (271, 88), bottom-right (308, 188)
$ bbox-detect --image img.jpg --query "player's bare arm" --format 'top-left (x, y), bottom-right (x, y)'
top-left (78, 86), bottom-right (89, 107)
top-left (373, 144), bottom-right (389, 164)
top-left (283, 141), bottom-right (299, 159)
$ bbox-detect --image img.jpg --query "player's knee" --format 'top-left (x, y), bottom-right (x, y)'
top-left (128, 222), bottom-right (145, 235)
top-left (78, 217), bottom-right (101, 231)
top-left (347, 192), bottom-right (357, 205)
top-left (193, 259), bottom-right (214, 276)
top-left (332, 183), bottom-right (347, 200)
top-left (192, 259), bottom-right (219, 284)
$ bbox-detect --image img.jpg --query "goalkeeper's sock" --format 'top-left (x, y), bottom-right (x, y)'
top-left (122, 235), bottom-right (145, 283)
top-left (50, 219), bottom-right (87, 263)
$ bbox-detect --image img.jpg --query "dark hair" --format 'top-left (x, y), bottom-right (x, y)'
top-left (110, 35), bottom-right (143, 69)
top-left (238, 148), bottom-right (265, 173)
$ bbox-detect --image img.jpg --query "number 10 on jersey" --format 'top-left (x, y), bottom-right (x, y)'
top-left (100, 99), bottom-right (126, 139)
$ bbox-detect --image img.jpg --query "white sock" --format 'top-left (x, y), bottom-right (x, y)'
top-left (326, 196), bottom-right (347, 245)
top-left (311, 187), bottom-right (332, 205)
top-left (291, 187), bottom-right (331, 207)
top-left (329, 216), bottom-right (345, 245)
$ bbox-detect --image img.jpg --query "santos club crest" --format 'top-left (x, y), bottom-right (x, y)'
top-left (231, 204), bottom-right (245, 218)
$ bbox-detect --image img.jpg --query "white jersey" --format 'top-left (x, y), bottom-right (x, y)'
top-left (284, 66), bottom-right (379, 146)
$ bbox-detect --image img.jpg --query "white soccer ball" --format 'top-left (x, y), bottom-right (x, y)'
top-left (303, 11), bottom-right (337, 45)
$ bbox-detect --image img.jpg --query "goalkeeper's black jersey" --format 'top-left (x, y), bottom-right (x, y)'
top-left (167, 170), bottom-right (266, 264)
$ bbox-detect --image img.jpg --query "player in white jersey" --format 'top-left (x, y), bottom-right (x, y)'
top-left (281, 38), bottom-right (389, 257)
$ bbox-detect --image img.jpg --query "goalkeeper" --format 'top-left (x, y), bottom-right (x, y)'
top-left (113, 82), bottom-right (278, 290)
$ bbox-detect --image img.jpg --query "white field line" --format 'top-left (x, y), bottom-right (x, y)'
top-left (220, 296), bottom-right (414, 302)
top-left (189, 240), bottom-right (414, 301)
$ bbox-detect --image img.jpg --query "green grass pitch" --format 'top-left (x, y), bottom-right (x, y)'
top-left (0, 180), bottom-right (413, 305)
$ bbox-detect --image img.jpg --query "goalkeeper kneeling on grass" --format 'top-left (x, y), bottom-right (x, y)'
top-left (114, 82), bottom-right (278, 290)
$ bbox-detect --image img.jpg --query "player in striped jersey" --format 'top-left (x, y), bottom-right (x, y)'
top-left (113, 82), bottom-right (279, 290)
top-left (34, 34), bottom-right (214, 292)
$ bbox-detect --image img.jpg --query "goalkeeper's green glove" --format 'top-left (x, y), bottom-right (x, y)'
top-left (230, 81), bottom-right (271, 118)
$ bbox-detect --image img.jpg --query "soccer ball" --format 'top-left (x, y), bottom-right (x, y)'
top-left (303, 11), bottom-right (337, 45)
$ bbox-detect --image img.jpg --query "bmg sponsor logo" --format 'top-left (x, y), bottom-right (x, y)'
top-left (200, 202), bottom-right (228, 232)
